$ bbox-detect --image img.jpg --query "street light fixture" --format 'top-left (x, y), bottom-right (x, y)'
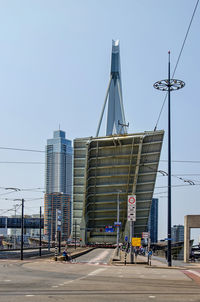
top-left (153, 51), bottom-right (185, 267)
top-left (5, 187), bottom-right (20, 191)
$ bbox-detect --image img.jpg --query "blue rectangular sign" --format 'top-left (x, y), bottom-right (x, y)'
top-left (105, 228), bottom-right (114, 233)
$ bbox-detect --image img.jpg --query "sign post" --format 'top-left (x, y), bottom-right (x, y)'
top-left (142, 232), bottom-right (150, 252)
top-left (127, 195), bottom-right (136, 264)
top-left (55, 209), bottom-right (62, 261)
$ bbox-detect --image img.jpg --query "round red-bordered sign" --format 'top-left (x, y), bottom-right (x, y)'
top-left (128, 196), bottom-right (136, 204)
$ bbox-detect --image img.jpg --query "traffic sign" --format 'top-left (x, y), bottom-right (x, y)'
top-left (114, 221), bottom-right (121, 226)
top-left (128, 195), bottom-right (136, 205)
top-left (142, 232), bottom-right (150, 238)
top-left (127, 195), bottom-right (136, 221)
top-left (56, 209), bottom-right (62, 231)
top-left (132, 237), bottom-right (141, 247)
top-left (105, 227), bottom-right (114, 233)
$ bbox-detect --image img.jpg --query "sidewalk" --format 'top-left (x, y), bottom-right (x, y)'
top-left (112, 249), bottom-right (200, 269)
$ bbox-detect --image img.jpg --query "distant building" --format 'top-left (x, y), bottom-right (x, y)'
top-left (148, 198), bottom-right (158, 243)
top-left (44, 130), bottom-right (72, 241)
top-left (8, 214), bottom-right (44, 238)
top-left (171, 224), bottom-right (184, 243)
top-left (0, 216), bottom-right (8, 236)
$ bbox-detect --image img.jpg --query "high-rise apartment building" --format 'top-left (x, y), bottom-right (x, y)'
top-left (148, 198), bottom-right (158, 243)
top-left (44, 130), bottom-right (72, 241)
top-left (171, 224), bottom-right (184, 243)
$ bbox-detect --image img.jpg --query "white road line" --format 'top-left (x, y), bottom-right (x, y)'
top-left (88, 268), bottom-right (107, 276)
top-left (149, 296), bottom-right (156, 299)
top-left (4, 280), bottom-right (11, 282)
top-left (26, 295), bottom-right (35, 297)
top-left (52, 285), bottom-right (58, 288)
top-left (187, 270), bottom-right (200, 278)
top-left (64, 280), bottom-right (73, 284)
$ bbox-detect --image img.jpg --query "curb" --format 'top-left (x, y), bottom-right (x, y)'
top-left (55, 247), bottom-right (96, 261)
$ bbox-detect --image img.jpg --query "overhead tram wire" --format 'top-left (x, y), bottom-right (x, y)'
top-left (0, 159), bottom-right (200, 165)
top-left (0, 146), bottom-right (44, 153)
top-left (154, 0), bottom-right (199, 131)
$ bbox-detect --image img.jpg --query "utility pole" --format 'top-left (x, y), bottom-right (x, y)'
top-left (116, 191), bottom-right (121, 256)
top-left (58, 231), bottom-right (61, 253)
top-left (130, 221), bottom-right (134, 264)
top-left (21, 199), bottom-right (24, 261)
top-left (75, 220), bottom-right (77, 250)
top-left (39, 206), bottom-right (42, 257)
top-left (13, 204), bottom-right (19, 249)
top-left (48, 218), bottom-right (51, 252)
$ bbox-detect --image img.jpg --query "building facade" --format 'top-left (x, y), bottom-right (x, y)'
top-left (44, 130), bottom-right (72, 241)
top-left (148, 198), bottom-right (158, 243)
top-left (171, 224), bottom-right (184, 243)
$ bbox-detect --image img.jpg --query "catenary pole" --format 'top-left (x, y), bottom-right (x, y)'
top-left (21, 199), bottom-right (24, 261)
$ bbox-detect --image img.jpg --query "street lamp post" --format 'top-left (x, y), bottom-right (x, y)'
top-left (13, 204), bottom-right (20, 249)
top-left (116, 190), bottom-right (122, 256)
top-left (153, 51), bottom-right (185, 267)
top-left (21, 199), bottom-right (24, 260)
top-left (14, 198), bottom-right (24, 260)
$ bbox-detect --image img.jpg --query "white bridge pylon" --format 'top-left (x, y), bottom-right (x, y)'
top-left (96, 40), bottom-right (128, 137)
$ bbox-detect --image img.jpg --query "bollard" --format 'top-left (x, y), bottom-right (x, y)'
top-left (124, 252), bottom-right (127, 266)
top-left (55, 246), bottom-right (58, 261)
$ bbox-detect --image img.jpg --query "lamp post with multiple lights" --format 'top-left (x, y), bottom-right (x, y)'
top-left (153, 51), bottom-right (185, 267)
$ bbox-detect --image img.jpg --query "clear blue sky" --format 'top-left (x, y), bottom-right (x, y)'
top-left (0, 0), bottom-right (199, 242)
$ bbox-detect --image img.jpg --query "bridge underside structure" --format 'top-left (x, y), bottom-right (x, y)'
top-left (73, 130), bottom-right (164, 244)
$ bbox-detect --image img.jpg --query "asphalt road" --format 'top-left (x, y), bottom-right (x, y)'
top-left (0, 248), bottom-right (200, 302)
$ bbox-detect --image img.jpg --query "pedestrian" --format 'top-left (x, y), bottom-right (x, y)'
top-left (190, 250), bottom-right (195, 262)
top-left (62, 249), bottom-right (68, 261)
top-left (134, 248), bottom-right (139, 259)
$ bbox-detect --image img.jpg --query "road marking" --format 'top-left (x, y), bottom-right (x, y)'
top-left (149, 296), bottom-right (156, 299)
top-left (187, 270), bottom-right (200, 278)
top-left (64, 280), bottom-right (73, 284)
top-left (52, 285), bottom-right (58, 288)
top-left (4, 280), bottom-right (11, 282)
top-left (59, 284), bottom-right (64, 286)
top-left (26, 295), bottom-right (35, 297)
top-left (88, 268), bottom-right (107, 276)
top-left (88, 250), bottom-right (110, 263)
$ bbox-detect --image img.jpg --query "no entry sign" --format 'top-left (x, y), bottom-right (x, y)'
top-left (128, 195), bottom-right (136, 205)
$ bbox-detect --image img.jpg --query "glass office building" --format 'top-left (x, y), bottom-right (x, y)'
top-left (171, 225), bottom-right (184, 243)
top-left (44, 130), bottom-right (72, 241)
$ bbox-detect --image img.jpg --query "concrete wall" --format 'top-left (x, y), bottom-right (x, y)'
top-left (184, 215), bottom-right (200, 262)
